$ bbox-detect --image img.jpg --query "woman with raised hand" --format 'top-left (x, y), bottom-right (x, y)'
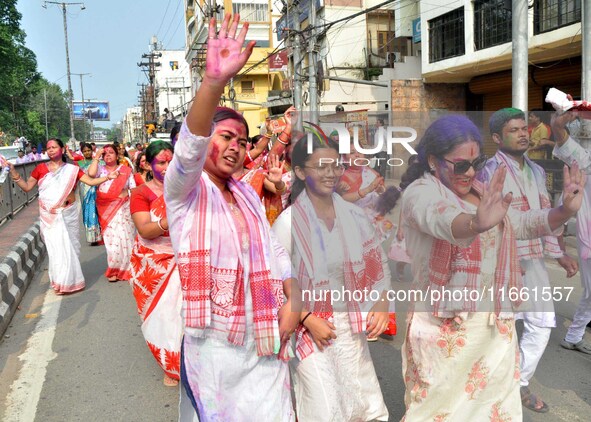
top-left (273, 134), bottom-right (391, 422)
top-left (130, 141), bottom-right (182, 388)
top-left (3, 139), bottom-right (118, 294)
top-left (397, 115), bottom-right (585, 421)
top-left (88, 144), bottom-right (136, 282)
top-left (164, 14), bottom-right (297, 421)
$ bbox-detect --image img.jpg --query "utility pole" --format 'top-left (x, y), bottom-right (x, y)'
top-left (289, 0), bottom-right (303, 132)
top-left (138, 52), bottom-right (162, 122)
top-left (580, 0), bottom-right (591, 148)
top-left (512, 0), bottom-right (528, 112)
top-left (43, 89), bottom-right (49, 141)
top-left (43, 1), bottom-right (86, 149)
top-left (72, 72), bottom-right (91, 142)
top-left (308, 0), bottom-right (319, 124)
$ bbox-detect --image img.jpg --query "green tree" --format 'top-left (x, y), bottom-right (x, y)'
top-left (0, 0), bottom-right (41, 138)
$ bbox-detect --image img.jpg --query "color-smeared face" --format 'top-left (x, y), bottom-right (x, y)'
top-left (82, 146), bottom-right (93, 159)
top-left (295, 147), bottom-right (341, 198)
top-left (103, 146), bottom-right (118, 165)
top-left (150, 149), bottom-right (173, 182)
top-left (494, 118), bottom-right (529, 157)
top-left (432, 140), bottom-right (480, 199)
top-left (204, 118), bottom-right (248, 181)
top-left (139, 155), bottom-right (150, 172)
top-left (46, 140), bottom-right (63, 160)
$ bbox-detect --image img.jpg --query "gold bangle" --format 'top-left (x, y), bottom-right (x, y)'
top-left (276, 182), bottom-right (287, 194)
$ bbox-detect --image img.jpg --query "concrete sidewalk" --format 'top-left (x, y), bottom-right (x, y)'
top-left (0, 203), bottom-right (46, 336)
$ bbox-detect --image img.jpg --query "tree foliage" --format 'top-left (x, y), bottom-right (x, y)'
top-left (0, 0), bottom-right (41, 143)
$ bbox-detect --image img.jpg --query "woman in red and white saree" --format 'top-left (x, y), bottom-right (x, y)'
top-left (130, 141), bottom-right (182, 387)
top-left (164, 14), bottom-right (298, 421)
top-left (5, 139), bottom-right (118, 294)
top-left (89, 145), bottom-right (136, 282)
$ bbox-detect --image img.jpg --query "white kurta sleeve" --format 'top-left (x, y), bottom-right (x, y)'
top-left (553, 137), bottom-right (591, 174)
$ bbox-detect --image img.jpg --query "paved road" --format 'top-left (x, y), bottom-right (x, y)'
top-left (1, 225), bottom-right (590, 421)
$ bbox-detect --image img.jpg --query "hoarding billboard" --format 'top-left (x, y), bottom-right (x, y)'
top-left (73, 101), bottom-right (110, 121)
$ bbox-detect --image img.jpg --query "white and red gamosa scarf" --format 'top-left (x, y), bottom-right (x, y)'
top-left (176, 174), bottom-right (289, 360)
top-left (427, 176), bottom-right (522, 319)
top-left (291, 191), bottom-right (389, 360)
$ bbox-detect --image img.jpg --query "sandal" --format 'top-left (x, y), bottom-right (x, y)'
top-left (560, 338), bottom-right (591, 355)
top-left (520, 386), bottom-right (549, 413)
top-left (163, 374), bottom-right (179, 387)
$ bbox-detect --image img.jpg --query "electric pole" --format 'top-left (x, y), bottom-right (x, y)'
top-left (72, 72), bottom-right (91, 142)
top-left (580, 0), bottom-right (591, 147)
top-left (43, 1), bottom-right (86, 148)
top-left (138, 52), bottom-right (162, 122)
top-left (512, 0), bottom-right (528, 112)
top-left (289, 0), bottom-right (303, 132)
top-left (308, 0), bottom-right (319, 124)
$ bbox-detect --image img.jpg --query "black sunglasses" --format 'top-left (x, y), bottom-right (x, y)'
top-left (440, 155), bottom-right (488, 175)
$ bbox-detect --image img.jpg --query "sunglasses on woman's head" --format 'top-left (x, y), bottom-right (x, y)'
top-left (440, 155), bottom-right (488, 175)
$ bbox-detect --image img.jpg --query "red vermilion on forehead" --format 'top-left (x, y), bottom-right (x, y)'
top-left (155, 150), bottom-right (173, 162)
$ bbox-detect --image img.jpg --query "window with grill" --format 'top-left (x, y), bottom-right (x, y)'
top-left (232, 3), bottom-right (269, 23)
top-left (428, 7), bottom-right (465, 63)
top-left (534, 0), bottom-right (581, 34)
top-left (474, 0), bottom-right (512, 50)
top-left (241, 80), bottom-right (255, 93)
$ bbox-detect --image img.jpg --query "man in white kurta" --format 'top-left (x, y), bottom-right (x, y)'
top-left (552, 113), bottom-right (591, 354)
top-left (479, 109), bottom-right (578, 413)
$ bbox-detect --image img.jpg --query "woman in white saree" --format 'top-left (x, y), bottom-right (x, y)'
top-left (5, 138), bottom-right (118, 294)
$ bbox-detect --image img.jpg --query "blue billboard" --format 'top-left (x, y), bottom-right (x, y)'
top-left (73, 101), bottom-right (110, 121)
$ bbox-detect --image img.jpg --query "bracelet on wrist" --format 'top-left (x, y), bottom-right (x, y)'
top-left (157, 218), bottom-right (166, 232)
top-left (12, 176), bottom-right (21, 182)
top-left (301, 311), bottom-right (312, 326)
top-left (276, 182), bottom-right (287, 194)
top-left (277, 131), bottom-right (290, 145)
top-left (358, 188), bottom-right (366, 198)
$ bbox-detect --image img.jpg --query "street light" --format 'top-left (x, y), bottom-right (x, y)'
top-left (43, 1), bottom-right (86, 149)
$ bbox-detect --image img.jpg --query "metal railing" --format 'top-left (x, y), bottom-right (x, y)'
top-left (0, 161), bottom-right (45, 225)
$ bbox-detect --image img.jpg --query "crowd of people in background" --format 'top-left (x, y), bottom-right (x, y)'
top-left (1, 13), bottom-right (590, 422)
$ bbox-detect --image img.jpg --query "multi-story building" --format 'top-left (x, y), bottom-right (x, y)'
top-left (417, 0), bottom-right (583, 155)
top-left (123, 106), bottom-right (144, 144)
top-left (185, 0), bottom-right (281, 130)
top-left (154, 49), bottom-right (193, 121)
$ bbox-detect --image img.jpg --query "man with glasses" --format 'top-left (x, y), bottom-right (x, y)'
top-left (478, 108), bottom-right (578, 414)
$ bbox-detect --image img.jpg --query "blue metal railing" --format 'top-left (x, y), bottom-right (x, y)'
top-left (0, 161), bottom-right (46, 225)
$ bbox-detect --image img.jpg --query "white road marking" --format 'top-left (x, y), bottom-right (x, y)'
top-left (3, 289), bottom-right (62, 422)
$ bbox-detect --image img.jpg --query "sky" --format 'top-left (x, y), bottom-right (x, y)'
top-left (17, 0), bottom-right (186, 128)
